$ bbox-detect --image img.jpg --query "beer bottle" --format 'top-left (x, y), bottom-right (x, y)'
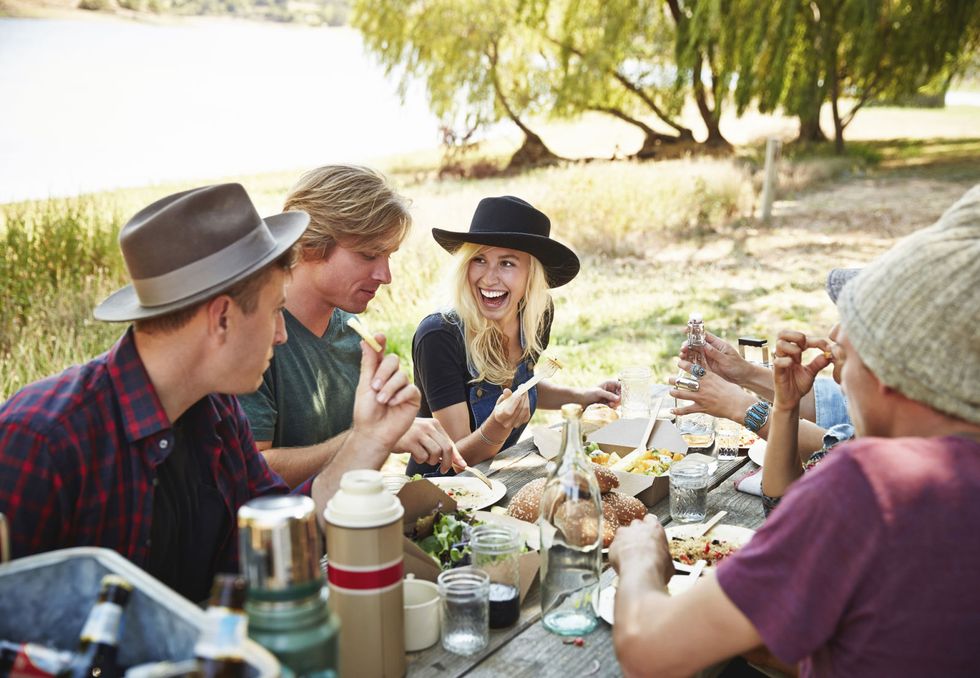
top-left (194, 575), bottom-right (248, 678)
top-left (69, 575), bottom-right (133, 678)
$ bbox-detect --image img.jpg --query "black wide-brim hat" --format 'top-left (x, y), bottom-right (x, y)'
top-left (431, 195), bottom-right (580, 288)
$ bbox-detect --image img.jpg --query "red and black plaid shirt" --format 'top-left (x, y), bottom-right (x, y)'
top-left (0, 328), bottom-right (290, 571)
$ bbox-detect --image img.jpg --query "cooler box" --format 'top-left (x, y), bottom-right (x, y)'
top-left (0, 547), bottom-right (280, 678)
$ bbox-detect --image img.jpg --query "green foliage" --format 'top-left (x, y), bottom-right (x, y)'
top-left (353, 0), bottom-right (540, 128)
top-left (0, 198), bottom-right (127, 398)
top-left (724, 0), bottom-right (980, 149)
top-left (526, 0), bottom-right (686, 130)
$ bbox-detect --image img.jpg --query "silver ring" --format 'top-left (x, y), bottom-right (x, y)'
top-left (690, 364), bottom-right (706, 379)
top-left (676, 376), bottom-right (701, 392)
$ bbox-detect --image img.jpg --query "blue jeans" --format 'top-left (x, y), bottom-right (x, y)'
top-left (813, 377), bottom-right (851, 430)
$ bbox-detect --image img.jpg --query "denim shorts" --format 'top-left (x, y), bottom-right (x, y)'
top-left (814, 377), bottom-right (851, 430)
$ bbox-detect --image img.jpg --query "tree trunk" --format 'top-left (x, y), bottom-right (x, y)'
top-left (691, 55), bottom-right (731, 149)
top-left (830, 84), bottom-right (845, 154)
top-left (508, 131), bottom-right (561, 169)
top-left (796, 109), bottom-right (827, 143)
top-left (486, 42), bottom-right (562, 170)
top-left (591, 106), bottom-right (691, 159)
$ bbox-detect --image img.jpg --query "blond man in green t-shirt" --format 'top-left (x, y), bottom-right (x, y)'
top-left (240, 165), bottom-right (463, 488)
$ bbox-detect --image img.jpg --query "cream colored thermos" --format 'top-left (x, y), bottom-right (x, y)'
top-left (324, 469), bottom-right (406, 677)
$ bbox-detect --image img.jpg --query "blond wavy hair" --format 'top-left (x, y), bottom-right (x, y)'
top-left (284, 165), bottom-right (411, 260)
top-left (445, 243), bottom-right (551, 386)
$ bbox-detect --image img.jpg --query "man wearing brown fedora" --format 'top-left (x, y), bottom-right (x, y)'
top-left (0, 183), bottom-right (420, 602)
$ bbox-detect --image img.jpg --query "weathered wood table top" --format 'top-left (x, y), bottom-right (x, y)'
top-left (406, 438), bottom-right (765, 677)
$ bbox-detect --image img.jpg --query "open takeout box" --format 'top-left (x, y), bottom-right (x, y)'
top-left (532, 416), bottom-right (689, 507)
top-left (397, 478), bottom-right (540, 602)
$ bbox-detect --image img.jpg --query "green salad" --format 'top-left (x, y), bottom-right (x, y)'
top-left (411, 509), bottom-right (482, 570)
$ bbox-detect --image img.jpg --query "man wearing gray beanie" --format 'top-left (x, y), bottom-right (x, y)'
top-left (607, 185), bottom-right (980, 677)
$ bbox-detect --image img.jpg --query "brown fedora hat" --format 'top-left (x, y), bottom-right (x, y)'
top-left (94, 183), bottom-right (308, 322)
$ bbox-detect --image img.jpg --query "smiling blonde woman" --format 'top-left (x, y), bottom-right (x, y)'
top-left (408, 196), bottom-right (621, 476)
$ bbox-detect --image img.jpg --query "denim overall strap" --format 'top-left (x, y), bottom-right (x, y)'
top-left (468, 358), bottom-right (538, 450)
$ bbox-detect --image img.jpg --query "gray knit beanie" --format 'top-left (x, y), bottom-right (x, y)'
top-left (837, 184), bottom-right (980, 426)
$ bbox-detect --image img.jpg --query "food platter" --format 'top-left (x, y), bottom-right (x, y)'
top-left (738, 427), bottom-right (760, 450)
top-left (665, 523), bottom-right (756, 567)
top-left (747, 439), bottom-right (767, 467)
top-left (598, 523), bottom-right (755, 625)
top-left (427, 476), bottom-right (507, 511)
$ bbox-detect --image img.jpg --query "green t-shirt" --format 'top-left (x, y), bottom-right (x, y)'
top-left (240, 308), bottom-right (362, 448)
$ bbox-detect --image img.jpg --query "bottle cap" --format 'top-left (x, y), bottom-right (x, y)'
top-left (688, 312), bottom-right (703, 323)
top-left (560, 403), bottom-right (583, 419)
top-left (238, 495), bottom-right (321, 593)
top-left (324, 469), bottom-right (405, 529)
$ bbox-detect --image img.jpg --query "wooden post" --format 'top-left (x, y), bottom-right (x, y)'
top-left (760, 137), bottom-right (781, 223)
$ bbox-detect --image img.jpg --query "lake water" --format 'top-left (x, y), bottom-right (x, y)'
top-left (0, 17), bottom-right (441, 203)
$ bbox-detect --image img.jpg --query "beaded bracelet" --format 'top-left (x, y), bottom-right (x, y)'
top-left (477, 422), bottom-right (506, 446)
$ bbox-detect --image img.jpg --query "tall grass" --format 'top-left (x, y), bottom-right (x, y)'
top-left (0, 198), bottom-right (128, 397)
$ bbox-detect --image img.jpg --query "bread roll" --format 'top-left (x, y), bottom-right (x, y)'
top-left (583, 403), bottom-right (619, 427)
top-left (604, 491), bottom-right (647, 525)
top-left (507, 477), bottom-right (546, 522)
top-left (601, 499), bottom-right (619, 548)
top-left (507, 466), bottom-right (618, 523)
top-left (592, 464), bottom-right (619, 494)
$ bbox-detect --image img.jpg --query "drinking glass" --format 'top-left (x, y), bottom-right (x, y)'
top-left (470, 525), bottom-right (522, 629)
top-left (670, 460), bottom-right (709, 523)
top-left (437, 568), bottom-right (490, 656)
top-left (715, 420), bottom-right (741, 461)
top-left (618, 367), bottom-right (652, 419)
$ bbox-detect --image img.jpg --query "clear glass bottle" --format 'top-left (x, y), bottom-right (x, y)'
top-left (538, 403), bottom-right (601, 637)
top-left (68, 575), bottom-right (132, 678)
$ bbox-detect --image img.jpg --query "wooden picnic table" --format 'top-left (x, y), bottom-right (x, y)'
top-left (406, 438), bottom-right (766, 677)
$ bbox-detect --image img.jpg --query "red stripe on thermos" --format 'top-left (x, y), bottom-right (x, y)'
top-left (327, 560), bottom-right (403, 590)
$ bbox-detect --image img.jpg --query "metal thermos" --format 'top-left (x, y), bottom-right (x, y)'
top-left (324, 470), bottom-right (406, 677)
top-left (237, 496), bottom-right (339, 678)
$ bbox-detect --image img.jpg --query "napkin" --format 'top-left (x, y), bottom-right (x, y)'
top-left (734, 467), bottom-right (763, 497)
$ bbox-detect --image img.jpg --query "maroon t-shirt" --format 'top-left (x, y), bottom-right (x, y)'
top-left (716, 435), bottom-right (980, 677)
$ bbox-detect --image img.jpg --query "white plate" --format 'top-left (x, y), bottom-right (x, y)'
top-left (747, 439), bottom-right (767, 467)
top-left (665, 523), bottom-right (756, 567)
top-left (599, 575), bottom-right (692, 625)
top-left (427, 476), bottom-right (507, 511)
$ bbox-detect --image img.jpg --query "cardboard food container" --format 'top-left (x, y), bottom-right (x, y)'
top-left (532, 417), bottom-right (689, 508)
top-left (397, 479), bottom-right (540, 602)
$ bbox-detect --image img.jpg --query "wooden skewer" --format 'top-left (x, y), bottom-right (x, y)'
top-left (346, 316), bottom-right (383, 352)
top-left (692, 510), bottom-right (728, 538)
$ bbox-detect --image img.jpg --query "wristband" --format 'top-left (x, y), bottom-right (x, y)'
top-left (477, 422), bottom-right (505, 446)
top-left (743, 400), bottom-right (771, 433)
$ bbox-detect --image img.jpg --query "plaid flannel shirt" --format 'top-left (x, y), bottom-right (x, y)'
top-left (0, 328), bottom-right (291, 572)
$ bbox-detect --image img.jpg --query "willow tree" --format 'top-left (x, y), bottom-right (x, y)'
top-left (351, 0), bottom-right (561, 168)
top-left (727, 0), bottom-right (980, 150)
top-left (524, 0), bottom-right (695, 159)
top-left (665, 0), bottom-right (737, 148)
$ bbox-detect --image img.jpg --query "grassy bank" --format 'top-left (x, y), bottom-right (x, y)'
top-left (3, 142), bottom-right (979, 409)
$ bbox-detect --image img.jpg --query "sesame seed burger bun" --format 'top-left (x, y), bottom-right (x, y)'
top-left (603, 491), bottom-right (647, 525)
top-left (506, 465), bottom-right (619, 523)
